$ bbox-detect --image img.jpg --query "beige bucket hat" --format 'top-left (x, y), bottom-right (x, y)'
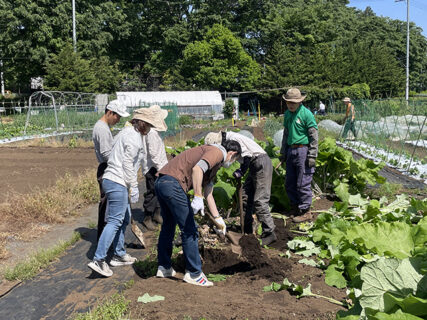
top-left (342, 97), bottom-right (351, 102)
top-left (132, 105), bottom-right (168, 132)
top-left (282, 88), bottom-right (306, 103)
top-left (204, 132), bottom-right (222, 145)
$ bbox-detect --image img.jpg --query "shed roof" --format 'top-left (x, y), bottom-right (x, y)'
top-left (116, 91), bottom-right (223, 107)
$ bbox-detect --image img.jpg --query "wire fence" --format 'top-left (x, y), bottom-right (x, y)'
top-left (0, 93), bottom-right (180, 141)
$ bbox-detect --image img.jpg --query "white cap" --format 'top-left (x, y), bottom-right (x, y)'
top-left (106, 100), bottom-right (130, 117)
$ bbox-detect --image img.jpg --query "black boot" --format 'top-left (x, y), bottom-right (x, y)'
top-left (153, 208), bottom-right (163, 224)
top-left (261, 231), bottom-right (277, 246)
top-left (142, 215), bottom-right (156, 231)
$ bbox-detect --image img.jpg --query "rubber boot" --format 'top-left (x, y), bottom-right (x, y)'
top-left (261, 231), bottom-right (277, 246)
top-left (153, 208), bottom-right (163, 224)
top-left (142, 215), bottom-right (156, 231)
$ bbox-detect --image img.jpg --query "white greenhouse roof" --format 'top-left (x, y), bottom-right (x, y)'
top-left (116, 91), bottom-right (223, 107)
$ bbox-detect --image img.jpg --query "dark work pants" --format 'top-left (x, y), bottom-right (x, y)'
top-left (342, 119), bottom-right (357, 138)
top-left (143, 167), bottom-right (160, 216)
top-left (242, 154), bottom-right (275, 234)
top-left (96, 162), bottom-right (108, 241)
top-left (285, 146), bottom-right (314, 211)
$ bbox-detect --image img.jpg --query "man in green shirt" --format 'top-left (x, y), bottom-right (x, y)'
top-left (280, 88), bottom-right (319, 222)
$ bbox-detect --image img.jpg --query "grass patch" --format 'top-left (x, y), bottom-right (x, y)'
top-left (72, 293), bottom-right (130, 320)
top-left (0, 169), bottom-right (98, 259)
top-left (367, 182), bottom-right (403, 200)
top-left (3, 231), bottom-right (81, 281)
top-left (88, 221), bottom-right (97, 229)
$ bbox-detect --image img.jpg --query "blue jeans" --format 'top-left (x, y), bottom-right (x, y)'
top-left (155, 175), bottom-right (202, 276)
top-left (94, 179), bottom-right (130, 261)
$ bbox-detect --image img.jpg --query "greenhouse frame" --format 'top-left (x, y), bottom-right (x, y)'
top-left (116, 91), bottom-right (223, 119)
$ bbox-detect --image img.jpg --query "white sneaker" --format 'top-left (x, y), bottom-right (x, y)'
top-left (88, 260), bottom-right (113, 277)
top-left (183, 271), bottom-right (213, 287)
top-left (156, 266), bottom-right (177, 278)
top-left (109, 253), bottom-right (137, 267)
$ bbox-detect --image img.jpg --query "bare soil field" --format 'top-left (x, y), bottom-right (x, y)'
top-left (125, 208), bottom-right (346, 320)
top-left (0, 146), bottom-right (96, 202)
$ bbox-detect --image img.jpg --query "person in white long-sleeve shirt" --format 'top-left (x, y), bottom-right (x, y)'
top-left (92, 100), bottom-right (130, 241)
top-left (205, 130), bottom-right (277, 246)
top-left (141, 122), bottom-right (168, 230)
top-left (88, 105), bottom-right (167, 278)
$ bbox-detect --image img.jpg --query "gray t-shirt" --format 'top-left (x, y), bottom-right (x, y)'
top-left (92, 120), bottom-right (113, 164)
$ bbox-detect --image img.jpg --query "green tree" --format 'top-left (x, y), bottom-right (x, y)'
top-left (44, 44), bottom-right (122, 93)
top-left (167, 24), bottom-right (260, 91)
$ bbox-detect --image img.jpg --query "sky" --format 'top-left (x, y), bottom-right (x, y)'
top-left (347, 0), bottom-right (427, 37)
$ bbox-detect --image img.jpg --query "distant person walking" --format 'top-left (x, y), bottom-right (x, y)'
top-left (280, 88), bottom-right (318, 223)
top-left (342, 97), bottom-right (357, 139)
top-left (92, 100), bottom-right (130, 241)
top-left (318, 101), bottom-right (326, 115)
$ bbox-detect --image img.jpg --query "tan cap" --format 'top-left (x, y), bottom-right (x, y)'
top-left (342, 97), bottom-right (351, 102)
top-left (132, 105), bottom-right (168, 132)
top-left (282, 88), bottom-right (306, 103)
top-left (204, 132), bottom-right (222, 145)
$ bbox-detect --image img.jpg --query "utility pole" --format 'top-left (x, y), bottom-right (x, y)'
top-left (0, 59), bottom-right (4, 96)
top-left (72, 0), bottom-right (77, 52)
top-left (396, 0), bottom-right (410, 102)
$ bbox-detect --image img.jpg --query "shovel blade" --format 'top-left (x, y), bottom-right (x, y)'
top-left (131, 221), bottom-right (146, 248)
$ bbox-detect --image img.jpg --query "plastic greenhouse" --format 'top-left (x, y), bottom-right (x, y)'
top-left (116, 91), bottom-right (223, 119)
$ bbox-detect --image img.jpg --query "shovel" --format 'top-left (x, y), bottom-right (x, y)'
top-left (128, 195), bottom-right (146, 248)
top-left (204, 210), bottom-right (242, 255)
top-left (237, 179), bottom-right (244, 234)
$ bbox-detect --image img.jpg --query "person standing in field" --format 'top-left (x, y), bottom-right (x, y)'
top-left (204, 131), bottom-right (277, 246)
top-left (88, 106), bottom-right (166, 277)
top-left (141, 105), bottom-right (169, 230)
top-left (92, 100), bottom-right (130, 241)
top-left (318, 101), bottom-right (326, 115)
top-left (342, 97), bottom-right (357, 139)
top-left (155, 140), bottom-right (242, 286)
top-left (280, 88), bottom-right (318, 223)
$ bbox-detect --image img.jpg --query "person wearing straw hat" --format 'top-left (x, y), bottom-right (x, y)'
top-left (88, 106), bottom-right (166, 278)
top-left (342, 97), bottom-right (357, 139)
top-left (280, 88), bottom-right (318, 223)
top-left (140, 105), bottom-right (169, 230)
top-left (92, 100), bottom-right (130, 241)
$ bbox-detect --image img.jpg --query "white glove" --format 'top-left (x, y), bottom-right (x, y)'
top-left (130, 187), bottom-right (139, 204)
top-left (214, 216), bottom-right (227, 235)
top-left (191, 196), bottom-right (205, 216)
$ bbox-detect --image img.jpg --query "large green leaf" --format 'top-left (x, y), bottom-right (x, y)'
top-left (325, 264), bottom-right (347, 288)
top-left (367, 309), bottom-right (424, 320)
top-left (213, 180), bottom-right (236, 210)
top-left (346, 222), bottom-right (414, 259)
top-left (360, 257), bottom-right (423, 312)
top-left (383, 293), bottom-right (427, 317)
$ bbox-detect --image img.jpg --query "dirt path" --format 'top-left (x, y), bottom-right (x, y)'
top-left (0, 204), bottom-right (150, 320)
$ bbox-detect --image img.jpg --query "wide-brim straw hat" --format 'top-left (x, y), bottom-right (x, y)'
top-left (282, 88), bottom-right (306, 103)
top-left (342, 97), bottom-right (351, 102)
top-left (132, 105), bottom-right (168, 132)
top-left (204, 132), bottom-right (222, 145)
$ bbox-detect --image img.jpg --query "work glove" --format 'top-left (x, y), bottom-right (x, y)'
top-left (214, 216), bottom-right (227, 236)
top-left (306, 157), bottom-right (316, 168)
top-left (191, 195), bottom-right (205, 216)
top-left (233, 169), bottom-right (243, 179)
top-left (130, 187), bottom-right (139, 204)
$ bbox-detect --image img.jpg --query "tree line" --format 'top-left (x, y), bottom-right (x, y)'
top-left (1, 0), bottom-right (426, 102)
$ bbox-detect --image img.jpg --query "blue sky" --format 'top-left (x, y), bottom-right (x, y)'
top-left (347, 0), bottom-right (427, 36)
